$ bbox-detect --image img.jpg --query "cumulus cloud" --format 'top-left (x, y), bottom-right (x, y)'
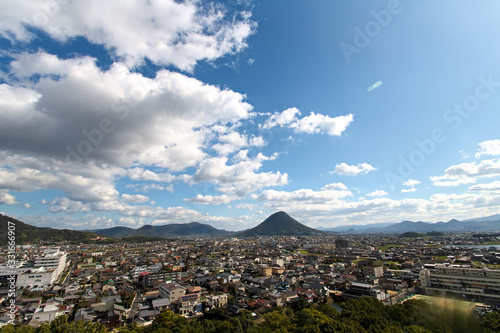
top-left (403, 179), bottom-right (421, 187)
top-left (254, 188), bottom-right (353, 204)
top-left (253, 186), bottom-right (500, 227)
top-left (190, 152), bottom-right (288, 200)
top-left (0, 190), bottom-right (18, 205)
top-left (261, 107), bottom-right (300, 130)
top-left (291, 112), bottom-right (354, 136)
top-left (330, 162), bottom-right (376, 176)
top-left (0, 152), bottom-right (122, 202)
top-left (1, 53), bottom-right (253, 171)
top-left (184, 194), bottom-right (236, 205)
top-left (401, 179), bottom-right (420, 193)
top-left (121, 193), bottom-right (150, 204)
top-left (430, 158), bottom-right (500, 187)
top-left (468, 180), bottom-right (500, 192)
top-left (0, 0), bottom-right (256, 72)
top-left (367, 190), bottom-right (388, 197)
top-left (321, 182), bottom-right (348, 190)
top-left (261, 108), bottom-right (353, 136)
top-left (476, 139), bottom-right (500, 158)
top-left (212, 132), bottom-right (266, 156)
top-left (236, 203), bottom-right (255, 210)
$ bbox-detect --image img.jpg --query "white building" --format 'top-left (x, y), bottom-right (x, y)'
top-left (420, 265), bottom-right (500, 301)
top-left (16, 267), bottom-right (59, 287)
top-left (16, 248), bottom-right (67, 288)
top-left (34, 248), bottom-right (67, 277)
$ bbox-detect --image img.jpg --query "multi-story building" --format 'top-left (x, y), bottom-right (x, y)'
top-left (159, 282), bottom-right (186, 303)
top-left (363, 265), bottom-right (384, 278)
top-left (420, 265), bottom-right (500, 302)
top-left (205, 293), bottom-right (228, 309)
top-left (343, 282), bottom-right (389, 301)
top-left (142, 271), bottom-right (184, 287)
top-left (34, 248), bottom-right (67, 278)
top-left (15, 248), bottom-right (67, 287)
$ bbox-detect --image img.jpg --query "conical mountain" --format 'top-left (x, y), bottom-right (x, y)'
top-left (237, 211), bottom-right (325, 236)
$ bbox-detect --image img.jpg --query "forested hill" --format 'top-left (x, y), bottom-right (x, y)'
top-left (0, 214), bottom-right (103, 245)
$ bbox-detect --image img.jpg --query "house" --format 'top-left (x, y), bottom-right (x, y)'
top-left (101, 279), bottom-right (116, 293)
top-left (159, 282), bottom-right (186, 303)
top-left (205, 293), bottom-right (228, 309)
top-left (178, 294), bottom-right (202, 317)
top-left (152, 298), bottom-right (171, 312)
top-left (138, 309), bottom-right (160, 321)
top-left (269, 293), bottom-right (284, 307)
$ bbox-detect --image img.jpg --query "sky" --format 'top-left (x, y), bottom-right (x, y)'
top-left (1, 0), bottom-right (500, 231)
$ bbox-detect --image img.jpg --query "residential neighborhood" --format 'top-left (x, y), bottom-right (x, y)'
top-left (2, 232), bottom-right (500, 330)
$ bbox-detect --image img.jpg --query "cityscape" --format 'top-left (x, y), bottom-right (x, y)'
top-left (1, 0), bottom-right (500, 331)
top-left (1, 211), bottom-right (500, 331)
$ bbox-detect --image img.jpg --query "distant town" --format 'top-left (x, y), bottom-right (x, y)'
top-left (1, 211), bottom-right (500, 331)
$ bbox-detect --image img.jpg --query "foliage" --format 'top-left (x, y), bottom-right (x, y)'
top-left (0, 214), bottom-right (107, 245)
top-left (2, 298), bottom-right (499, 333)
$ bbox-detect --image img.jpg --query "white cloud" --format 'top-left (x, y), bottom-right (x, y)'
top-left (476, 139), bottom-right (500, 158)
top-left (0, 190), bottom-right (18, 205)
top-left (261, 107), bottom-right (300, 130)
top-left (290, 112), bottom-right (354, 136)
top-left (139, 184), bottom-right (174, 193)
top-left (331, 162), bottom-right (376, 176)
top-left (261, 108), bottom-right (353, 136)
top-left (401, 179), bottom-right (420, 193)
top-left (0, 0), bottom-right (256, 72)
top-left (367, 190), bottom-right (388, 197)
top-left (121, 193), bottom-right (150, 204)
top-left (236, 203), bottom-right (255, 210)
top-left (403, 179), bottom-right (420, 187)
top-left (0, 152), bottom-right (122, 202)
top-left (255, 188), bottom-right (353, 204)
top-left (468, 180), bottom-right (500, 192)
top-left (184, 194), bottom-right (235, 205)
top-left (212, 132), bottom-right (266, 156)
top-left (252, 186), bottom-right (500, 227)
top-left (2, 53), bottom-right (253, 171)
top-left (191, 152), bottom-right (287, 199)
top-left (431, 158), bottom-right (500, 187)
top-left (321, 182), bottom-right (348, 190)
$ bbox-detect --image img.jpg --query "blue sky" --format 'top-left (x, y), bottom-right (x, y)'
top-left (1, 0), bottom-right (500, 231)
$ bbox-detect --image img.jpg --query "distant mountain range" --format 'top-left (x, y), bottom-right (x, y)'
top-left (93, 222), bottom-right (230, 238)
top-left (236, 211), bottom-right (327, 237)
top-left (321, 214), bottom-right (500, 234)
top-left (2, 212), bottom-right (499, 245)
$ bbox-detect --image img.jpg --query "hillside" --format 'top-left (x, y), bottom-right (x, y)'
top-left (237, 211), bottom-right (326, 236)
top-left (93, 222), bottom-right (229, 238)
top-left (0, 214), bottom-right (104, 245)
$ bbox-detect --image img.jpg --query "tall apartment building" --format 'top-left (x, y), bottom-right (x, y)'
top-left (420, 265), bottom-right (500, 302)
top-left (16, 248), bottom-right (67, 287)
top-left (34, 248), bottom-right (67, 277)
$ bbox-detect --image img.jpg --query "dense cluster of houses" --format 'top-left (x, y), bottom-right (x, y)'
top-left (1, 233), bottom-right (500, 329)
